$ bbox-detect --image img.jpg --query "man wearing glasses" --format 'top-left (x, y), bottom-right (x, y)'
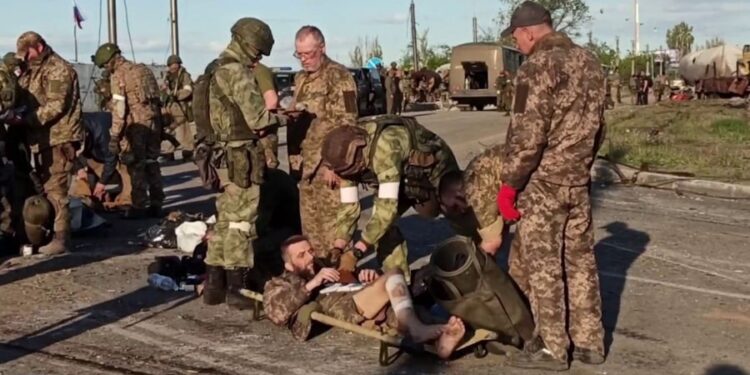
top-left (289, 26), bottom-right (358, 265)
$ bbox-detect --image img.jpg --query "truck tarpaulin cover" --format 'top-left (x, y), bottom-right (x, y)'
top-left (679, 45), bottom-right (742, 82)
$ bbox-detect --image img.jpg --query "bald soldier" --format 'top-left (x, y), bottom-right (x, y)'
top-left (497, 1), bottom-right (606, 370)
top-left (291, 26), bottom-right (358, 263)
top-left (161, 55), bottom-right (195, 160)
top-left (11, 31), bottom-right (82, 254)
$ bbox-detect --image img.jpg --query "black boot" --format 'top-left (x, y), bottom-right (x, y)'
top-left (225, 268), bottom-right (254, 310)
top-left (203, 265), bottom-right (227, 305)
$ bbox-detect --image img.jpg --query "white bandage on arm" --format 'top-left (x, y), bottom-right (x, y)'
top-left (340, 186), bottom-right (359, 203)
top-left (378, 182), bottom-right (400, 199)
top-left (385, 273), bottom-right (413, 313)
top-left (182, 85), bottom-right (192, 92)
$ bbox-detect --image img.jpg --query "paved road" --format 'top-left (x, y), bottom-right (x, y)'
top-left (1, 110), bottom-right (749, 375)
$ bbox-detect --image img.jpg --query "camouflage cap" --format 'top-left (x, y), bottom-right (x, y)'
top-left (500, 1), bottom-right (552, 38)
top-left (16, 31), bottom-right (45, 58)
top-left (321, 126), bottom-right (369, 176)
top-left (22, 195), bottom-right (54, 246)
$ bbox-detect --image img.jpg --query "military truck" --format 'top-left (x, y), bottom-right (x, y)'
top-left (449, 42), bottom-right (524, 110)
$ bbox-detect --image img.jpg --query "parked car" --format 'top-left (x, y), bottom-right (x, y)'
top-left (349, 67), bottom-right (386, 116)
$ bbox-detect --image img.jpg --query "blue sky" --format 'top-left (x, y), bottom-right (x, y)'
top-left (1, 0), bottom-right (748, 74)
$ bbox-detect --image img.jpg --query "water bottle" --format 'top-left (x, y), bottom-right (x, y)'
top-left (148, 273), bottom-right (179, 291)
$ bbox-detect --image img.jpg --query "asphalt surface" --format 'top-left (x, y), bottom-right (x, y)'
top-left (1, 109), bottom-right (749, 375)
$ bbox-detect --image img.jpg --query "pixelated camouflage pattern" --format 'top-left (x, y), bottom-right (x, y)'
top-left (501, 32), bottom-right (606, 190)
top-left (508, 174), bottom-right (604, 361)
top-left (18, 47), bottom-right (82, 149)
top-left (253, 63), bottom-right (279, 168)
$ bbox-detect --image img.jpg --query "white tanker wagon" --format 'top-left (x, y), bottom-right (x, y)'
top-left (678, 44), bottom-right (748, 97)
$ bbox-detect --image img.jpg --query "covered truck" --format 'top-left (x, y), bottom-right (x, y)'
top-left (678, 44), bottom-right (748, 96)
top-left (449, 43), bottom-right (524, 110)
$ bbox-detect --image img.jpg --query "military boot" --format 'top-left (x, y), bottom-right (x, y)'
top-left (572, 347), bottom-right (605, 365)
top-left (225, 268), bottom-right (254, 310)
top-left (203, 265), bottom-right (227, 305)
top-left (121, 207), bottom-right (147, 220)
top-left (508, 347), bottom-right (568, 372)
top-left (38, 232), bottom-right (69, 255)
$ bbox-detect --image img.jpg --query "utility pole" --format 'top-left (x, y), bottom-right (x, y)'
top-left (107, 0), bottom-right (117, 44)
top-left (615, 36), bottom-right (620, 65)
top-left (634, 0), bottom-right (640, 55)
top-left (472, 17), bottom-right (478, 43)
top-left (645, 44), bottom-right (651, 76)
top-left (410, 0), bottom-right (419, 70)
top-left (170, 0), bottom-right (179, 56)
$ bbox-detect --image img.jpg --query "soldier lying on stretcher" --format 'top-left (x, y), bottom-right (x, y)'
top-left (263, 235), bottom-right (465, 359)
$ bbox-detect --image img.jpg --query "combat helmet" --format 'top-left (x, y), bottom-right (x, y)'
top-left (166, 54), bottom-right (182, 66)
top-left (230, 17), bottom-right (274, 57)
top-left (22, 194), bottom-right (54, 246)
top-left (2, 52), bottom-right (20, 70)
top-left (321, 126), bottom-right (369, 176)
top-left (92, 43), bottom-right (121, 68)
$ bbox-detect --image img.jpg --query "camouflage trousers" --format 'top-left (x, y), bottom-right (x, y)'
top-left (509, 179), bottom-right (604, 361)
top-left (34, 143), bottom-right (76, 235)
top-left (123, 121), bottom-right (164, 210)
top-left (299, 171), bottom-right (341, 260)
top-left (259, 131), bottom-right (279, 169)
top-left (206, 182), bottom-right (260, 269)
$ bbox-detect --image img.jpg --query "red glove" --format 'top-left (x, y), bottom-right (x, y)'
top-left (497, 185), bottom-right (521, 221)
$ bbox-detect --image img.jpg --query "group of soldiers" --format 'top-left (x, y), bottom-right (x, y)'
top-left (379, 63), bottom-right (445, 114)
top-left (2, 0), bottom-right (608, 370)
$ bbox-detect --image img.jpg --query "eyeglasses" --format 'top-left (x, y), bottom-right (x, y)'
top-left (293, 46), bottom-right (322, 60)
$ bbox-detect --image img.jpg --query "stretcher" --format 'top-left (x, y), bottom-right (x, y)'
top-left (240, 289), bottom-right (498, 366)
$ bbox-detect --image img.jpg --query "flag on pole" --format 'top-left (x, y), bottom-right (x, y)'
top-left (73, 2), bottom-right (85, 29)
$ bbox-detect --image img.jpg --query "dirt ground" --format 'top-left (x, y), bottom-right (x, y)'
top-left (1, 110), bottom-right (749, 375)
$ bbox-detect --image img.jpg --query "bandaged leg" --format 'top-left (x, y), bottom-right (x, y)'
top-left (384, 272), bottom-right (443, 343)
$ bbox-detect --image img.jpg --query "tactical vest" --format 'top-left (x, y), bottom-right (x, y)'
top-left (0, 69), bottom-right (17, 113)
top-left (166, 68), bottom-right (194, 122)
top-left (127, 63), bottom-right (162, 115)
top-left (362, 114), bottom-right (450, 203)
top-left (192, 58), bottom-right (262, 188)
top-left (428, 236), bottom-right (535, 346)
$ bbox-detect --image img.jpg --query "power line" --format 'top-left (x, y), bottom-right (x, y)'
top-left (81, 0), bottom-right (104, 107)
top-left (122, 0), bottom-right (136, 62)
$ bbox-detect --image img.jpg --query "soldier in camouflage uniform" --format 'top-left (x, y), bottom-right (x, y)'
top-left (438, 145), bottom-right (504, 256)
top-left (263, 235), bottom-right (466, 358)
top-left (609, 68), bottom-right (621, 105)
top-left (0, 62), bottom-right (18, 248)
top-left (11, 32), bottom-right (82, 254)
top-left (253, 62), bottom-right (280, 169)
top-left (199, 18), bottom-right (285, 309)
top-left (497, 2), bottom-right (605, 370)
top-left (93, 43), bottom-right (164, 219)
top-left (161, 55), bottom-right (195, 160)
top-left (291, 26), bottom-right (358, 262)
top-left (320, 116), bottom-right (458, 281)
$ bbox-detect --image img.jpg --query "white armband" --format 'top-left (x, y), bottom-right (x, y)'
top-left (378, 182), bottom-right (400, 199)
top-left (340, 186), bottom-right (359, 203)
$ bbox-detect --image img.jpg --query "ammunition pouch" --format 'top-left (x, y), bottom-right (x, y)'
top-left (194, 143), bottom-right (221, 191)
top-left (429, 236), bottom-right (535, 347)
top-left (226, 141), bottom-right (264, 188)
top-left (403, 149), bottom-right (436, 203)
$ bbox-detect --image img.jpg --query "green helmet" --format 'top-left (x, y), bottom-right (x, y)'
top-left (2, 52), bottom-right (20, 69)
top-left (166, 54), bottom-right (182, 66)
top-left (92, 43), bottom-right (121, 68)
top-left (230, 17), bottom-right (274, 57)
top-left (23, 194), bottom-right (54, 246)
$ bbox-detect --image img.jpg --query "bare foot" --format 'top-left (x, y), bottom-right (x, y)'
top-left (408, 323), bottom-right (444, 343)
top-left (437, 316), bottom-right (466, 359)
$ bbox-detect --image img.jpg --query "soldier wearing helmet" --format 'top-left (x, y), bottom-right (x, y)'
top-left (161, 54), bottom-right (195, 161)
top-left (92, 42), bottom-right (164, 219)
top-left (321, 116), bottom-right (458, 280)
top-left (11, 31), bottom-right (82, 255)
top-left (199, 17), bottom-right (287, 309)
top-left (291, 25), bottom-right (358, 266)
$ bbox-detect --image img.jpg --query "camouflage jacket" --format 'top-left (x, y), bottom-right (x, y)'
top-left (109, 58), bottom-right (161, 138)
top-left (17, 47), bottom-right (82, 149)
top-left (335, 120), bottom-right (457, 245)
top-left (502, 32), bottom-right (605, 189)
top-left (448, 145), bottom-right (504, 244)
top-left (293, 56), bottom-right (358, 180)
top-left (263, 271), bottom-right (316, 341)
top-left (164, 67), bottom-right (193, 119)
top-left (210, 44), bottom-right (281, 140)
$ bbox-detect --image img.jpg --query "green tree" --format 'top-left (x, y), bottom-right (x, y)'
top-left (666, 22), bottom-right (694, 55)
top-left (349, 36), bottom-right (384, 67)
top-left (497, 0), bottom-right (592, 38)
top-left (585, 31), bottom-right (618, 67)
top-left (349, 46), bottom-right (363, 68)
top-left (400, 29), bottom-right (452, 70)
top-left (702, 37), bottom-right (725, 50)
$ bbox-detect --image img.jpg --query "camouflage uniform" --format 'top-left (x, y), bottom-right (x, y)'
top-left (162, 66), bottom-right (194, 154)
top-left (254, 63), bottom-right (279, 169)
top-left (446, 145), bottom-right (504, 245)
top-left (334, 117), bottom-right (458, 277)
top-left (17, 43), bottom-right (82, 243)
top-left (109, 57), bottom-right (165, 211)
top-left (293, 56), bottom-right (358, 259)
top-left (609, 72), bottom-right (621, 104)
top-left (502, 32), bottom-right (605, 361)
top-left (263, 271), bottom-right (364, 340)
top-left (385, 70), bottom-right (401, 115)
top-left (400, 72), bottom-right (412, 110)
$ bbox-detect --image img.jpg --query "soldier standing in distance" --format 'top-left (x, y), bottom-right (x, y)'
top-left (610, 67), bottom-right (622, 105)
top-left (497, 1), bottom-right (606, 370)
top-left (11, 32), bottom-right (83, 254)
top-left (291, 26), bottom-right (358, 263)
top-left (161, 55), bottom-right (195, 161)
top-left (253, 62), bottom-right (280, 169)
top-left (92, 43), bottom-right (164, 219)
